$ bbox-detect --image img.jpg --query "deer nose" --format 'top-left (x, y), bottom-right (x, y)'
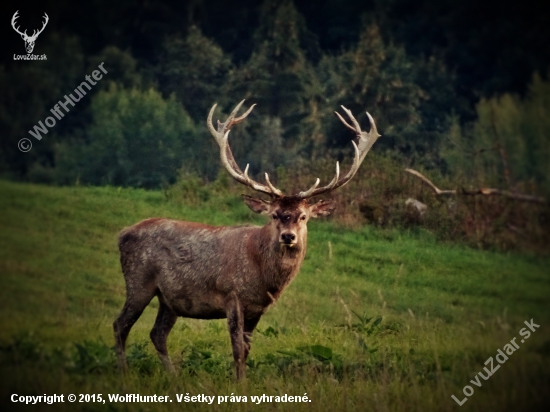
top-left (281, 232), bottom-right (296, 244)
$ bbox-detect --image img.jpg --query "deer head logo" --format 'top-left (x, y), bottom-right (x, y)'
top-left (11, 11), bottom-right (49, 54)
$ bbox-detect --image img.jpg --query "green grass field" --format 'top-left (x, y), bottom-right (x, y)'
top-left (0, 180), bottom-right (549, 411)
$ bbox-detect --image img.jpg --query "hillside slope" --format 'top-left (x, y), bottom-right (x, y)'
top-left (0, 180), bottom-right (549, 411)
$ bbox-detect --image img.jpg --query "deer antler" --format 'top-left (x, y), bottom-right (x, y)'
top-left (296, 106), bottom-right (381, 198)
top-left (28, 13), bottom-right (49, 41)
top-left (11, 11), bottom-right (27, 37)
top-left (207, 100), bottom-right (284, 197)
top-left (11, 11), bottom-right (48, 41)
top-left (207, 102), bottom-right (380, 199)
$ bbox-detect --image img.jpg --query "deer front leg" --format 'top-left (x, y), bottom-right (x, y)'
top-left (243, 316), bottom-right (261, 361)
top-left (226, 294), bottom-right (246, 380)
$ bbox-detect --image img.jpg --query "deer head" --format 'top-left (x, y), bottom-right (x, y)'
top-left (11, 11), bottom-right (49, 54)
top-left (241, 195), bottom-right (336, 252)
top-left (207, 100), bottom-right (381, 251)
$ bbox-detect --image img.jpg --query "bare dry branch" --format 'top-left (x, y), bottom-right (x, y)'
top-left (404, 169), bottom-right (456, 195)
top-left (405, 168), bottom-right (547, 204)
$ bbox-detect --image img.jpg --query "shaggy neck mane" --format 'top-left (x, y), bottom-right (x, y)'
top-left (252, 225), bottom-right (307, 297)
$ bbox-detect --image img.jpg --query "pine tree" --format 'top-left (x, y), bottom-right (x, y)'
top-left (158, 25), bottom-right (232, 123)
top-left (226, 0), bottom-right (323, 167)
top-left (441, 72), bottom-right (550, 196)
top-left (319, 24), bottom-right (424, 157)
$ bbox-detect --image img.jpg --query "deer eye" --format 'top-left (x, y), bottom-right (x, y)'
top-left (272, 214), bottom-right (278, 220)
top-left (300, 215), bottom-right (306, 221)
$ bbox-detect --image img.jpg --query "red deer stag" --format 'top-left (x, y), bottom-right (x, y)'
top-left (114, 100), bottom-right (381, 379)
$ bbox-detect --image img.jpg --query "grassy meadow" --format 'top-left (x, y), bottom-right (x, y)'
top-left (0, 179), bottom-right (549, 411)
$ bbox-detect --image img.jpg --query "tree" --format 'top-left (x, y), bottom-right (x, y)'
top-left (157, 25), bottom-right (232, 122)
top-left (225, 0), bottom-right (322, 166)
top-left (319, 24), bottom-right (425, 158)
top-left (0, 34), bottom-right (85, 179)
top-left (441, 72), bottom-right (550, 196)
top-left (55, 85), bottom-right (197, 188)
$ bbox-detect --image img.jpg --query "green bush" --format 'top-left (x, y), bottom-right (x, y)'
top-left (56, 85), bottom-right (198, 189)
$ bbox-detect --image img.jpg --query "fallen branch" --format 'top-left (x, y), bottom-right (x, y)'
top-left (404, 168), bottom-right (547, 204)
top-left (404, 168), bottom-right (456, 195)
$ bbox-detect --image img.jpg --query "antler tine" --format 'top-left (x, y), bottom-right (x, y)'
top-left (265, 173), bottom-right (284, 197)
top-left (365, 111), bottom-right (379, 138)
top-left (11, 11), bottom-right (26, 36)
top-left (207, 103), bottom-right (220, 140)
top-left (221, 99), bottom-right (246, 131)
top-left (328, 161), bottom-right (340, 188)
top-left (231, 104), bottom-right (256, 126)
top-left (243, 163), bottom-right (251, 180)
top-left (341, 140), bottom-right (361, 180)
top-left (32, 13), bottom-right (49, 39)
top-left (340, 106), bottom-right (362, 134)
top-left (297, 161), bottom-right (341, 198)
top-left (298, 178), bottom-right (320, 198)
top-left (335, 111), bottom-right (355, 133)
top-left (295, 108), bottom-right (381, 199)
top-left (206, 101), bottom-right (284, 198)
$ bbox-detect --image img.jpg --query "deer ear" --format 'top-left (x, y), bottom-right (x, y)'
top-left (309, 199), bottom-right (336, 218)
top-left (242, 195), bottom-right (272, 215)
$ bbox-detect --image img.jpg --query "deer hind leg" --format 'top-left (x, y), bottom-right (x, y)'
top-left (113, 289), bottom-right (155, 372)
top-left (226, 295), bottom-right (246, 380)
top-left (150, 299), bottom-right (178, 373)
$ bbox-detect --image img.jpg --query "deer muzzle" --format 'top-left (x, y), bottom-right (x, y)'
top-left (280, 232), bottom-right (297, 247)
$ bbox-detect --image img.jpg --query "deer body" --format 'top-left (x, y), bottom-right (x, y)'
top-left (114, 101), bottom-right (380, 379)
top-left (118, 217), bottom-right (306, 321)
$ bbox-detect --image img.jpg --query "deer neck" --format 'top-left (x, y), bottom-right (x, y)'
top-left (253, 226), bottom-right (307, 298)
